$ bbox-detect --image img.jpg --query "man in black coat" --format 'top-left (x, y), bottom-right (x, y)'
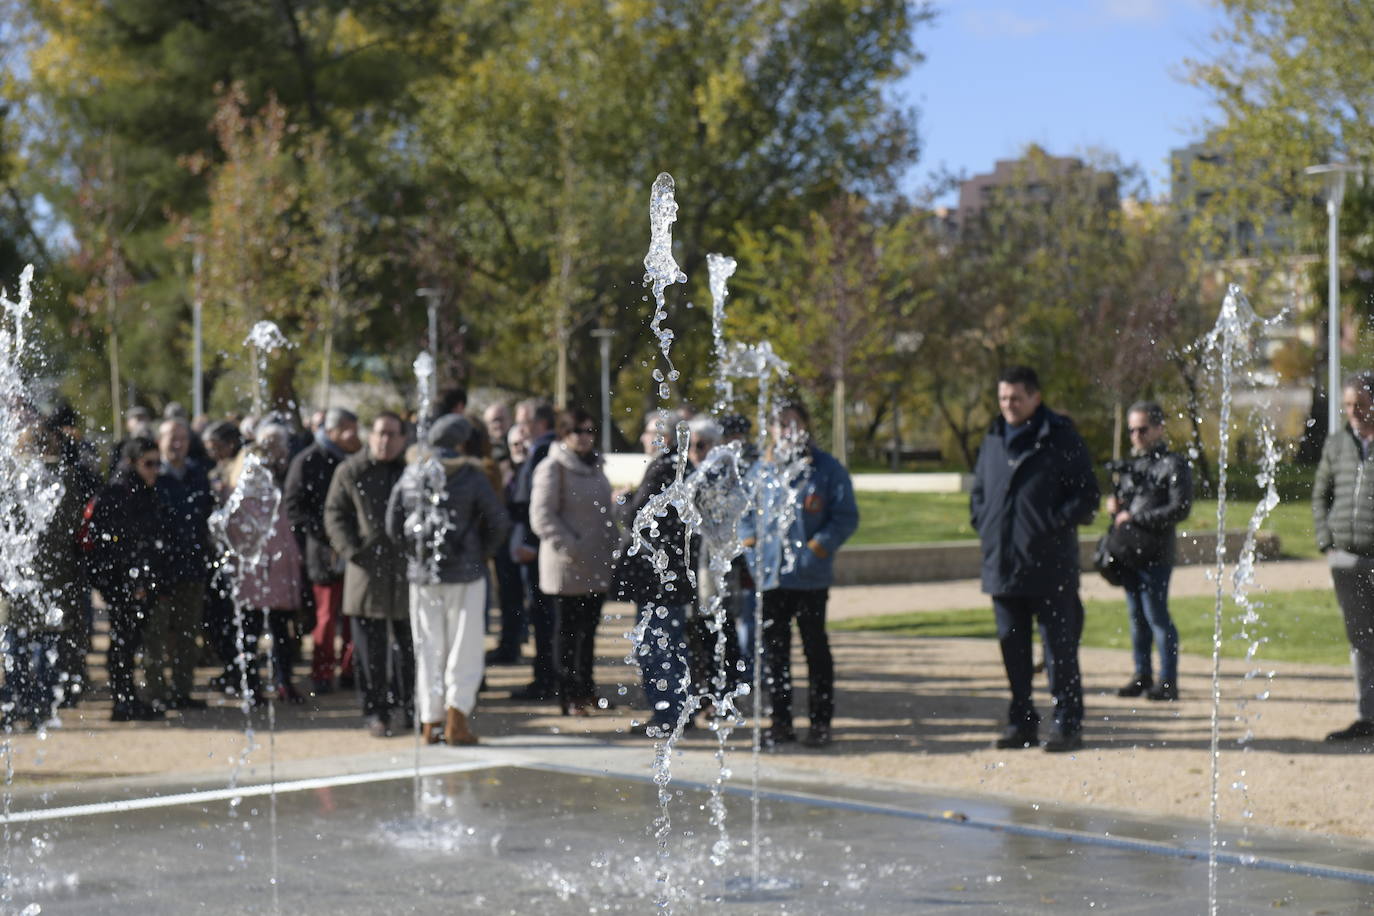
top-left (508, 398), bottom-right (558, 700)
top-left (284, 407), bottom-right (361, 693)
top-left (970, 366), bottom-right (1099, 753)
top-left (146, 418), bottom-right (214, 710)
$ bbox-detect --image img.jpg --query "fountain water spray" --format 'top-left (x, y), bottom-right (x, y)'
top-left (644, 172), bottom-right (687, 408)
top-left (707, 253), bottom-right (738, 415)
top-left (0, 265), bottom-right (63, 915)
top-left (1196, 283), bottom-right (1284, 915)
top-left (208, 319), bottom-right (292, 912)
top-left (406, 348), bottom-right (452, 806)
top-left (0, 265), bottom-right (65, 632)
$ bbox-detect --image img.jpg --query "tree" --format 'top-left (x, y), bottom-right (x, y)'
top-left (732, 195), bottom-right (931, 462)
top-left (411, 0), bottom-right (933, 425)
top-left (7, 0), bottom-right (446, 413)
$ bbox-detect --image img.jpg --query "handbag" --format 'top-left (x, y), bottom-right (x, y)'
top-left (1106, 521), bottom-right (1166, 570)
top-left (1092, 532), bottom-right (1126, 586)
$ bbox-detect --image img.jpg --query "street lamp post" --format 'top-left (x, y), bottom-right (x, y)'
top-left (417, 286), bottom-right (442, 385)
top-left (590, 328), bottom-right (615, 454)
top-left (191, 244), bottom-right (204, 419)
top-left (1306, 162), bottom-right (1363, 435)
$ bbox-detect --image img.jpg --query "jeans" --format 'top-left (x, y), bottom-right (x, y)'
top-left (309, 582), bottom-right (353, 683)
top-left (2, 627), bottom-right (59, 725)
top-left (556, 594), bottom-right (604, 701)
top-left (1328, 553), bottom-right (1374, 721)
top-left (762, 588), bottom-right (833, 727)
top-left (492, 550), bottom-right (527, 659)
top-left (143, 578), bottom-right (205, 701)
top-left (636, 602), bottom-right (690, 725)
top-left (1123, 563), bottom-right (1178, 684)
top-left (525, 564), bottom-right (557, 690)
top-left (352, 617), bottom-right (415, 723)
top-left (993, 593), bottom-right (1084, 733)
top-left (106, 598), bottom-right (148, 709)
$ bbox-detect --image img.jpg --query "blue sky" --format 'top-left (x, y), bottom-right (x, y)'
top-left (895, 0), bottom-right (1228, 203)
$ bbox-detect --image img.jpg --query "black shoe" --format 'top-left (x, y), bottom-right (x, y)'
top-left (367, 716), bottom-right (392, 738)
top-left (763, 722), bottom-right (796, 748)
top-left (510, 683), bottom-right (557, 702)
top-left (111, 701), bottom-right (165, 722)
top-left (1042, 727), bottom-right (1084, 753)
top-left (1146, 682), bottom-right (1178, 702)
top-left (995, 724), bottom-right (1038, 750)
top-left (803, 723), bottom-right (832, 748)
top-left (1325, 719), bottom-right (1374, 741)
top-left (485, 649), bottom-right (522, 666)
top-left (166, 695), bottom-right (208, 711)
top-left (1117, 676), bottom-right (1153, 698)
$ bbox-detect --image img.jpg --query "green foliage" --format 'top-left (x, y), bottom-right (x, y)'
top-left (833, 588), bottom-right (1350, 667)
top-left (2, 0), bottom-right (934, 432)
top-left (850, 490), bottom-right (1320, 559)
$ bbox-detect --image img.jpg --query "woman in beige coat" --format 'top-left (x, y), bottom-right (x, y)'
top-left (529, 407), bottom-right (617, 714)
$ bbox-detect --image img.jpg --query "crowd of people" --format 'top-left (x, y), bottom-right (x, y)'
top-left (0, 387), bottom-right (859, 750)
top-left (7, 362), bottom-right (1374, 755)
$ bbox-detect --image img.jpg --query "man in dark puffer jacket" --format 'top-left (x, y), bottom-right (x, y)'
top-left (1314, 370), bottom-right (1374, 742)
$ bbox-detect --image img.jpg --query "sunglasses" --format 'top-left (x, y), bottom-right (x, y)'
top-left (137, 458), bottom-right (161, 469)
top-left (573, 426), bottom-right (596, 435)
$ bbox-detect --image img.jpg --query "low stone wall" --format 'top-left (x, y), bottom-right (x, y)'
top-left (832, 530), bottom-right (1282, 587)
top-left (851, 473), bottom-right (973, 493)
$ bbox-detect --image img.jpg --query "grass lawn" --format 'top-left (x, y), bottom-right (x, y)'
top-left (832, 589), bottom-right (1349, 667)
top-left (852, 491), bottom-right (1320, 559)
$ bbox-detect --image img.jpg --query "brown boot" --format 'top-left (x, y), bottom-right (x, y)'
top-left (446, 706), bottom-right (478, 745)
top-left (420, 722), bottom-right (443, 745)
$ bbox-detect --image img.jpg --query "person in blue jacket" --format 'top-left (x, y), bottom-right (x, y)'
top-left (750, 400), bottom-right (859, 749)
top-left (970, 366), bottom-right (1099, 753)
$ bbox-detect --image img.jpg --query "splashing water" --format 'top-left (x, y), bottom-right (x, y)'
top-left (244, 321), bottom-right (290, 417)
top-left (214, 323), bottom-right (294, 913)
top-left (0, 265), bottom-right (63, 915)
top-left (1228, 424), bottom-right (1279, 833)
top-left (0, 266), bottom-right (65, 632)
top-left (707, 253), bottom-right (738, 414)
top-left (413, 351), bottom-right (436, 443)
top-left (644, 173), bottom-right (687, 405)
top-left (1195, 283), bottom-right (1285, 916)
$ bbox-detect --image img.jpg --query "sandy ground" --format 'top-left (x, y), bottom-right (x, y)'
top-left (8, 558), bottom-right (1370, 844)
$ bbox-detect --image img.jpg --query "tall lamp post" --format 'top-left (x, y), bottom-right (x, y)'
top-left (590, 328), bottom-right (615, 454)
top-left (191, 243), bottom-right (204, 419)
top-left (1306, 162), bottom-right (1363, 435)
top-left (417, 286), bottom-right (442, 377)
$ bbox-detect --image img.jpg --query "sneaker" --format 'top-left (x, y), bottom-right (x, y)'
top-left (367, 716), bottom-right (392, 739)
top-left (1325, 719), bottom-right (1374, 741)
top-left (1116, 676), bottom-right (1153, 698)
top-left (803, 723), bottom-right (833, 748)
top-left (994, 724), bottom-right (1038, 750)
top-left (1042, 727), bottom-right (1084, 753)
top-left (1146, 682), bottom-right (1178, 702)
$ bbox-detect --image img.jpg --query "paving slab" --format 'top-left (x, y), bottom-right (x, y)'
top-left (6, 739), bottom-right (1374, 914)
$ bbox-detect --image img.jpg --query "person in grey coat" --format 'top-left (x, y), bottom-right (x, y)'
top-left (1313, 370), bottom-right (1374, 741)
top-left (386, 415), bottom-right (510, 745)
top-left (324, 411), bottom-right (412, 737)
top-left (530, 407), bottom-right (618, 715)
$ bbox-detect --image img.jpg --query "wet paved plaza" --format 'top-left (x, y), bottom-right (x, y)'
top-left (6, 744), bottom-right (1374, 914)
